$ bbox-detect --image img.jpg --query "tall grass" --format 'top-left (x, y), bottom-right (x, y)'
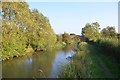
top-left (96, 38), bottom-right (120, 63)
top-left (59, 45), bottom-right (93, 78)
top-left (59, 42), bottom-right (104, 78)
top-left (59, 42), bottom-right (120, 78)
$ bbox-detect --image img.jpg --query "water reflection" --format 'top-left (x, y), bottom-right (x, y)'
top-left (50, 51), bottom-right (70, 78)
top-left (25, 58), bottom-right (32, 64)
top-left (2, 56), bottom-right (33, 78)
top-left (2, 45), bottom-right (76, 78)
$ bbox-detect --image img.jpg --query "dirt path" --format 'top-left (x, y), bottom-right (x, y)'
top-left (90, 45), bottom-right (115, 78)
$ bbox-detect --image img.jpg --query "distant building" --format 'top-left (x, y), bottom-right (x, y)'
top-left (70, 34), bottom-right (80, 40)
top-left (70, 34), bottom-right (88, 42)
top-left (70, 33), bottom-right (76, 39)
top-left (80, 36), bottom-right (88, 42)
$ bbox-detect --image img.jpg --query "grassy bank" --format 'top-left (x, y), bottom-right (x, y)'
top-left (88, 44), bottom-right (120, 78)
top-left (96, 38), bottom-right (120, 63)
top-left (59, 42), bottom-right (120, 78)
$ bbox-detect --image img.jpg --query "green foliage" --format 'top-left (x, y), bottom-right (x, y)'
top-left (82, 22), bottom-right (100, 41)
top-left (96, 38), bottom-right (120, 63)
top-left (87, 44), bottom-right (120, 78)
top-left (59, 44), bottom-right (120, 78)
top-left (59, 55), bottom-right (93, 78)
top-left (2, 2), bottom-right (31, 60)
top-left (56, 34), bottom-right (62, 42)
top-left (57, 33), bottom-right (80, 45)
top-left (59, 44), bottom-right (98, 78)
top-left (62, 32), bottom-right (72, 44)
top-left (96, 26), bottom-right (119, 63)
top-left (100, 26), bottom-right (117, 38)
top-left (80, 42), bottom-right (87, 46)
top-left (29, 9), bottom-right (57, 50)
top-left (53, 41), bottom-right (66, 49)
top-left (78, 42), bottom-right (87, 51)
top-left (2, 2), bottom-right (57, 60)
top-left (2, 21), bottom-right (27, 60)
top-left (72, 35), bottom-right (81, 44)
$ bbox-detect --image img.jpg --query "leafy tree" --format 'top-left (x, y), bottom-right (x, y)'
top-left (29, 9), bottom-right (57, 49)
top-left (100, 26), bottom-right (117, 38)
top-left (81, 22), bottom-right (100, 41)
top-left (100, 28), bottom-right (108, 37)
top-left (2, 2), bottom-right (57, 60)
top-left (2, 2), bottom-right (30, 60)
top-left (62, 32), bottom-right (72, 44)
top-left (56, 34), bottom-right (62, 42)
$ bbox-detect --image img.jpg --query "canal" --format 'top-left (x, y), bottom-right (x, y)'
top-left (2, 45), bottom-right (76, 78)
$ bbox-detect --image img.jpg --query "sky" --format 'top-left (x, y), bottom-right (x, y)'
top-left (27, 2), bottom-right (118, 35)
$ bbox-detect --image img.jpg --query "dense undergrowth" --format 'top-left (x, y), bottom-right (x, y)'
top-left (59, 42), bottom-right (120, 78)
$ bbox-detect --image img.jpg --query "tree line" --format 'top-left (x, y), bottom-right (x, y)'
top-left (2, 2), bottom-right (57, 60)
top-left (2, 2), bottom-right (119, 62)
top-left (1, 2), bottom-right (80, 61)
top-left (82, 22), bottom-right (120, 63)
top-left (82, 22), bottom-right (120, 41)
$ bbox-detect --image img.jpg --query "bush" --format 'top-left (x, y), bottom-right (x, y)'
top-left (78, 42), bottom-right (88, 51)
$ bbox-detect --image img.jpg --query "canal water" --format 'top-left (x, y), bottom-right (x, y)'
top-left (2, 45), bottom-right (76, 78)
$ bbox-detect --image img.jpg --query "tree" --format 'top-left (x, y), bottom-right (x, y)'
top-left (2, 2), bottom-right (57, 60)
top-left (81, 22), bottom-right (100, 41)
top-left (62, 32), bottom-right (71, 44)
top-left (56, 34), bottom-right (62, 42)
top-left (100, 28), bottom-right (108, 37)
top-left (2, 2), bottom-right (31, 60)
top-left (107, 26), bottom-right (116, 38)
top-left (29, 9), bottom-right (57, 49)
top-left (100, 26), bottom-right (116, 38)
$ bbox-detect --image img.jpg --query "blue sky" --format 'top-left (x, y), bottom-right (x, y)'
top-left (27, 2), bottom-right (118, 35)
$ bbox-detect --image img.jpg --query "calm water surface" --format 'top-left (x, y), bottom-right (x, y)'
top-left (2, 45), bottom-right (76, 78)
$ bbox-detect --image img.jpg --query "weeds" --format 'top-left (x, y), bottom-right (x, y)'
top-left (59, 43), bottom-right (93, 78)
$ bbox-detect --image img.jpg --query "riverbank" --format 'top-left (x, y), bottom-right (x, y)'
top-left (2, 42), bottom-right (66, 61)
top-left (96, 38), bottom-right (120, 63)
top-left (59, 42), bottom-right (120, 78)
top-left (2, 44), bottom-right (76, 78)
top-left (2, 47), bottom-right (34, 61)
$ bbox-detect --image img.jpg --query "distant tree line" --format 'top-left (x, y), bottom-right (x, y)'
top-left (57, 32), bottom-right (80, 45)
top-left (82, 22), bottom-right (120, 41)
